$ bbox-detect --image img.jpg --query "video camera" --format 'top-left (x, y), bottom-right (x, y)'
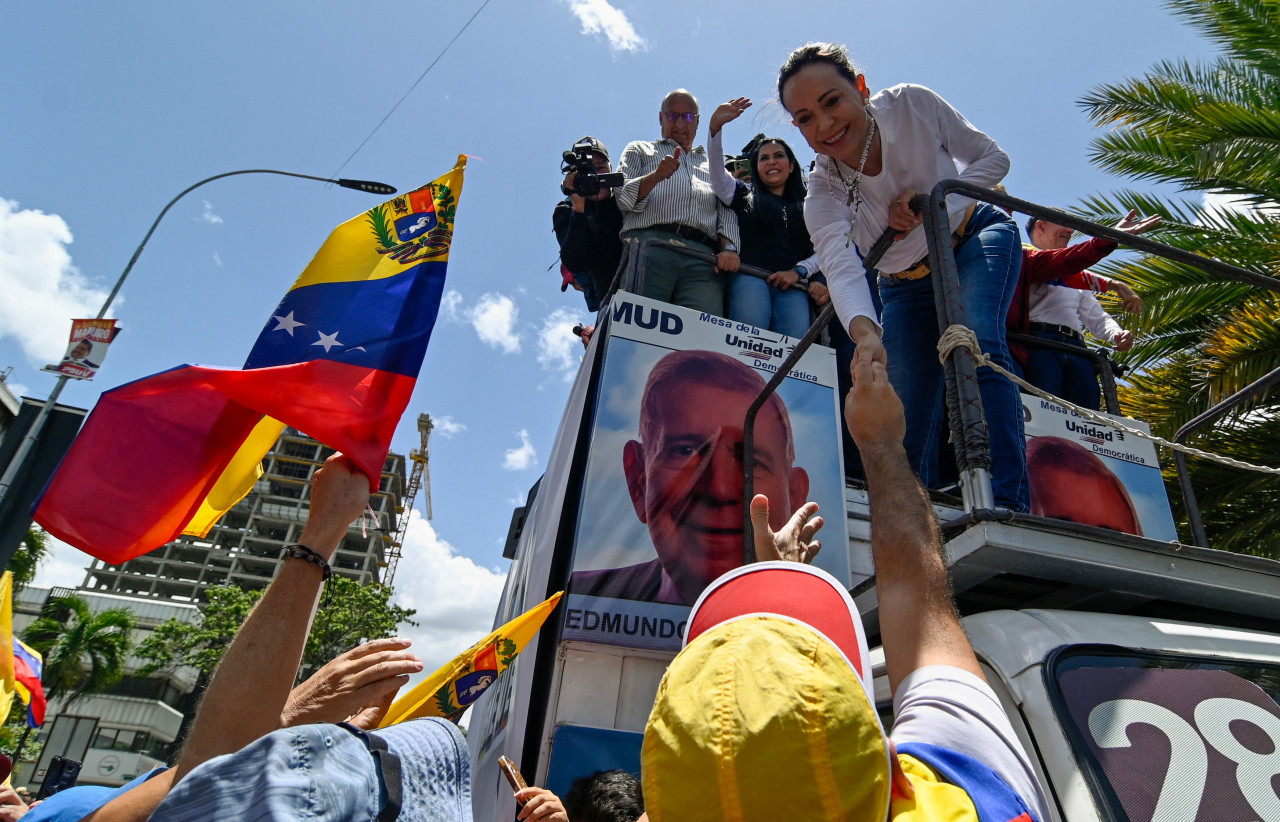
top-left (561, 139), bottom-right (624, 197)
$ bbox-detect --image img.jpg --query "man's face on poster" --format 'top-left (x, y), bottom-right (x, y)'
top-left (623, 380), bottom-right (809, 604)
top-left (69, 340), bottom-right (92, 360)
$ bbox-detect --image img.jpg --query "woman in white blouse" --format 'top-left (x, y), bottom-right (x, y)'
top-left (778, 41), bottom-right (1028, 511)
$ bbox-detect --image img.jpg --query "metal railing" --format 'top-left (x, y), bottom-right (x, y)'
top-left (733, 180), bottom-right (1280, 554)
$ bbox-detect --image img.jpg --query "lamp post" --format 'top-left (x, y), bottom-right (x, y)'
top-left (0, 169), bottom-right (396, 510)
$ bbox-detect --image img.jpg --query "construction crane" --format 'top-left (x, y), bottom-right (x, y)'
top-left (384, 413), bottom-right (433, 587)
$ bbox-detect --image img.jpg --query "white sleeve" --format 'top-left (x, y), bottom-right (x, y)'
top-left (925, 87), bottom-right (1009, 189)
top-left (706, 129), bottom-right (737, 206)
top-left (615, 142), bottom-right (649, 213)
top-left (891, 666), bottom-right (1051, 822)
top-left (804, 182), bottom-right (880, 332)
top-left (1078, 292), bottom-right (1122, 342)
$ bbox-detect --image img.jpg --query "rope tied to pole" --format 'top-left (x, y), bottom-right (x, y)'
top-left (935, 324), bottom-right (1280, 477)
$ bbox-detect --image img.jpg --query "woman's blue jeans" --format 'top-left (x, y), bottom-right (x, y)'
top-left (878, 204), bottom-right (1029, 512)
top-left (728, 274), bottom-right (812, 338)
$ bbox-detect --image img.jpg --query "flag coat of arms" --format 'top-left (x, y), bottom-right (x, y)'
top-left (35, 157), bottom-right (467, 563)
top-left (380, 592), bottom-right (563, 726)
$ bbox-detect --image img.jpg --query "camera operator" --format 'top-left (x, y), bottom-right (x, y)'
top-left (554, 136), bottom-right (625, 312)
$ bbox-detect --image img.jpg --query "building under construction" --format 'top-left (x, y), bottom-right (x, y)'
top-left (82, 416), bottom-right (434, 599)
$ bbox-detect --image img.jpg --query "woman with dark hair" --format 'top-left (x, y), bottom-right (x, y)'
top-left (778, 42), bottom-right (1028, 511)
top-left (707, 97), bottom-right (824, 339)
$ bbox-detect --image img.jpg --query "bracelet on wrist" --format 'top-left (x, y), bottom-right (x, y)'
top-left (281, 544), bottom-right (333, 580)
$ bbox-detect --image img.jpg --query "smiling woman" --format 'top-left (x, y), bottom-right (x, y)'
top-left (778, 42), bottom-right (1029, 512)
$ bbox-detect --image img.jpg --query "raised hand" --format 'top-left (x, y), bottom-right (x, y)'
top-left (750, 494), bottom-right (822, 564)
top-left (846, 356), bottom-right (906, 455)
top-left (280, 637), bottom-right (422, 728)
top-left (710, 97), bottom-right (751, 136)
top-left (1115, 209), bottom-right (1161, 236)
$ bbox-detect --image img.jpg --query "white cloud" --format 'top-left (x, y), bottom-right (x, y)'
top-left (387, 512), bottom-right (506, 679)
top-left (5, 380), bottom-right (30, 399)
top-left (441, 289), bottom-right (463, 321)
top-left (212, 251), bottom-right (223, 268)
top-left (564, 0), bottom-right (647, 53)
top-left (31, 529), bottom-right (92, 590)
top-left (432, 415), bottom-right (466, 438)
top-left (0, 198), bottom-right (114, 364)
top-left (537, 307), bottom-right (582, 374)
top-left (503, 429), bottom-right (537, 471)
top-left (508, 488), bottom-right (527, 507)
top-left (466, 293), bottom-right (521, 354)
top-left (199, 200), bottom-right (223, 225)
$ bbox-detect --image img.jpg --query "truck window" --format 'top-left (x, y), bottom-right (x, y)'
top-left (1046, 646), bottom-right (1280, 822)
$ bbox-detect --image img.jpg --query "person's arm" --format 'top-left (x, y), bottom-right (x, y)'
top-left (705, 122), bottom-right (738, 207)
top-left (615, 142), bottom-right (679, 212)
top-left (1020, 236), bottom-right (1118, 285)
top-left (170, 455), bottom-right (377, 782)
top-left (1078, 292), bottom-right (1128, 347)
top-left (714, 207), bottom-right (742, 273)
top-left (923, 85), bottom-right (1008, 189)
top-left (804, 182), bottom-right (883, 361)
top-left (554, 199), bottom-right (596, 275)
top-left (845, 357), bottom-right (983, 694)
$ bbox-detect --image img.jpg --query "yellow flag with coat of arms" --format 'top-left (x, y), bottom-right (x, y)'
top-left (379, 591), bottom-right (562, 726)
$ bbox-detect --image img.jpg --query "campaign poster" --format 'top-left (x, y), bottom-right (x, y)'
top-left (42, 319), bottom-right (121, 380)
top-left (563, 292), bottom-right (850, 652)
top-left (1022, 394), bottom-right (1178, 541)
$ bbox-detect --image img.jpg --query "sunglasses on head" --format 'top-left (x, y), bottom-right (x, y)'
top-left (662, 112), bottom-right (697, 123)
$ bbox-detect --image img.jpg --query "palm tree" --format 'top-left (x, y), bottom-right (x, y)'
top-left (22, 594), bottom-right (135, 705)
top-left (8, 528), bottom-right (50, 592)
top-left (1076, 0), bottom-right (1280, 556)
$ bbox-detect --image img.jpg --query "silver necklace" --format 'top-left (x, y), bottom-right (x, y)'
top-left (829, 111), bottom-right (878, 212)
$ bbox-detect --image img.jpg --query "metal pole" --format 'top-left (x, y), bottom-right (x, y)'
top-left (0, 169), bottom-right (394, 512)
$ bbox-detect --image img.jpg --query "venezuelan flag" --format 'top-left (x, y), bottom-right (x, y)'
top-left (13, 639), bottom-right (45, 727)
top-left (35, 157), bottom-right (466, 564)
top-left (380, 591), bottom-right (562, 726)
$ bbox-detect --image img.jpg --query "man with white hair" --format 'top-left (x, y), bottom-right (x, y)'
top-left (614, 89), bottom-right (741, 316)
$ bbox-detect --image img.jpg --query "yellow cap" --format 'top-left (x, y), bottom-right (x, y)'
top-left (642, 615), bottom-right (891, 822)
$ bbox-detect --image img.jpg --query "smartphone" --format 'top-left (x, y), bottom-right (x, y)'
top-left (37, 756), bottom-right (82, 800)
top-left (732, 158), bottom-right (752, 177)
top-left (499, 755), bottom-right (528, 799)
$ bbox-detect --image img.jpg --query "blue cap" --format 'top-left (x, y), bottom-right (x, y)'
top-left (151, 719), bottom-right (471, 821)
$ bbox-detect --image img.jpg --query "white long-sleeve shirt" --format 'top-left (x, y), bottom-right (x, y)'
top-left (804, 84), bottom-right (1009, 333)
top-left (1028, 284), bottom-right (1124, 343)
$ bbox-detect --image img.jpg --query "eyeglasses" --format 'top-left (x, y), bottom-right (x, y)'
top-left (661, 112), bottom-right (697, 123)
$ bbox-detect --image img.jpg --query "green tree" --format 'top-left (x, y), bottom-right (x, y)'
top-left (137, 579), bottom-right (417, 682)
top-left (21, 595), bottom-right (135, 705)
top-left (1077, 0), bottom-right (1280, 554)
top-left (8, 528), bottom-right (50, 592)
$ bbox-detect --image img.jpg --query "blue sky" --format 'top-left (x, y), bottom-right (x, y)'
top-left (2, 1), bottom-right (1218, 673)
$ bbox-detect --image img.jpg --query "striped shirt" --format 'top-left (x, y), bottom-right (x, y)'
top-left (615, 137), bottom-right (740, 248)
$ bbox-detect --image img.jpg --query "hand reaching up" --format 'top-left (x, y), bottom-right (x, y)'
top-left (750, 495), bottom-right (822, 564)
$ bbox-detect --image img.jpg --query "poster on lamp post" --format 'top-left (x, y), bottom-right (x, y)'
top-left (42, 320), bottom-right (121, 380)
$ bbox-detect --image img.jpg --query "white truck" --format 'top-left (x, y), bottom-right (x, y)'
top-left (468, 210), bottom-right (1280, 821)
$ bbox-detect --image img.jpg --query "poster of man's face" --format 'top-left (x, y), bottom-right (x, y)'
top-left (563, 295), bottom-right (849, 652)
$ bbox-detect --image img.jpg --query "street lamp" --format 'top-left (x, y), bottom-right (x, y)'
top-left (0, 169), bottom-right (397, 508)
